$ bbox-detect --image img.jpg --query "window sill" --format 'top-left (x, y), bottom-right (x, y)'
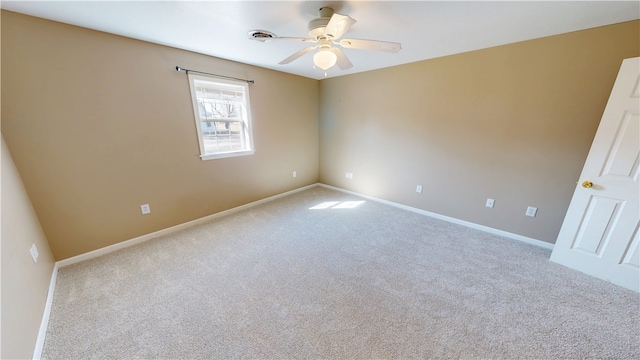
top-left (200, 150), bottom-right (255, 161)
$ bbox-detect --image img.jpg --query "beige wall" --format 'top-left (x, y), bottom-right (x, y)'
top-left (1, 136), bottom-right (56, 359)
top-left (2, 9), bottom-right (639, 262)
top-left (2, 10), bottom-right (636, 359)
top-left (319, 20), bottom-right (640, 244)
top-left (1, 11), bottom-right (319, 260)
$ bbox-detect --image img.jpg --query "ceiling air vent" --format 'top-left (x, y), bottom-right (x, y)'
top-left (248, 30), bottom-right (277, 42)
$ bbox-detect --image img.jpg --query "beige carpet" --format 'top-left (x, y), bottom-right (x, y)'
top-left (42, 186), bottom-right (639, 359)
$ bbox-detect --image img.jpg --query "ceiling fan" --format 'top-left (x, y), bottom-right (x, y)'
top-left (249, 7), bottom-right (401, 73)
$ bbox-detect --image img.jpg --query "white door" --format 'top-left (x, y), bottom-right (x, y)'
top-left (550, 57), bottom-right (640, 293)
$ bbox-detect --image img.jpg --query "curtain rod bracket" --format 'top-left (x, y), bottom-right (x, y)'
top-left (176, 66), bottom-right (254, 84)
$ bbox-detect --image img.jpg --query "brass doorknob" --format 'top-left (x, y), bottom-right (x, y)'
top-left (582, 181), bottom-right (594, 188)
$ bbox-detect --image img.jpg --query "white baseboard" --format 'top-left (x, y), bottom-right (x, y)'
top-left (35, 184), bottom-right (318, 358)
top-left (57, 182), bottom-right (551, 268)
top-left (318, 183), bottom-right (554, 250)
top-left (34, 182), bottom-right (550, 358)
top-left (32, 263), bottom-right (59, 360)
top-left (56, 183), bottom-right (319, 268)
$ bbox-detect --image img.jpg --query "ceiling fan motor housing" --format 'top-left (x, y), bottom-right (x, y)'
top-left (308, 7), bottom-right (334, 39)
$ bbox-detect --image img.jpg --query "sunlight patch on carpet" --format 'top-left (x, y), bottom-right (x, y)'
top-left (309, 200), bottom-right (365, 210)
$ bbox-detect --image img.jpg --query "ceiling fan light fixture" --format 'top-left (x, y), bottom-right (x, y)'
top-left (271, 6), bottom-right (401, 74)
top-left (313, 48), bottom-right (337, 70)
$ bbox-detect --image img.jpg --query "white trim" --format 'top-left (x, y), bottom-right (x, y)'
top-left (32, 263), bottom-right (59, 360)
top-left (34, 182), bottom-right (549, 357)
top-left (36, 184), bottom-right (318, 357)
top-left (57, 184), bottom-right (319, 268)
top-left (200, 149), bottom-right (255, 161)
top-left (57, 182), bottom-right (553, 268)
top-left (318, 184), bottom-right (554, 250)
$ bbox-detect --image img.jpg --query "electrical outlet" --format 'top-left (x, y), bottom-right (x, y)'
top-left (30, 244), bottom-right (39, 263)
top-left (416, 185), bottom-right (423, 193)
top-left (486, 198), bottom-right (495, 208)
top-left (293, 171), bottom-right (297, 178)
top-left (141, 204), bottom-right (151, 215)
top-left (526, 206), bottom-right (537, 217)
top-left (345, 172), bottom-right (353, 179)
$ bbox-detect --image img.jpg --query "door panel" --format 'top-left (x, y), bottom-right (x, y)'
top-left (620, 224), bottom-right (639, 268)
top-left (601, 112), bottom-right (639, 179)
top-left (551, 57), bottom-right (640, 292)
top-left (572, 196), bottom-right (623, 255)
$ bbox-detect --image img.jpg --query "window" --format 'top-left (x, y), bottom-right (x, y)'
top-left (187, 74), bottom-right (254, 160)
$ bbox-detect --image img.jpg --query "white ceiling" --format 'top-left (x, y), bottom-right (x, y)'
top-left (2, 1), bottom-right (639, 80)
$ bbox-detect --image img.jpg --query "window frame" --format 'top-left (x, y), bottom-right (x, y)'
top-left (187, 74), bottom-right (255, 160)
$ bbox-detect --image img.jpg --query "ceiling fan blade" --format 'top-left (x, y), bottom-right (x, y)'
top-left (338, 38), bottom-right (402, 53)
top-left (278, 46), bottom-right (318, 65)
top-left (332, 47), bottom-right (353, 70)
top-left (323, 13), bottom-right (356, 39)
top-left (272, 37), bottom-right (316, 43)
